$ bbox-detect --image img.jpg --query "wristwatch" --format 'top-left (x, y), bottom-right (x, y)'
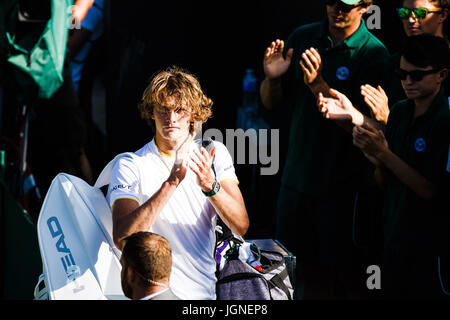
top-left (202, 180), bottom-right (221, 197)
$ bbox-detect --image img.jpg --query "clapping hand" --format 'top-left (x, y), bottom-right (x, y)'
top-left (317, 88), bottom-right (364, 125)
top-left (352, 124), bottom-right (389, 166)
top-left (263, 39), bottom-right (293, 80)
top-left (299, 47), bottom-right (323, 85)
top-left (167, 131), bottom-right (195, 186)
top-left (361, 84), bottom-right (389, 125)
top-left (190, 146), bottom-right (216, 192)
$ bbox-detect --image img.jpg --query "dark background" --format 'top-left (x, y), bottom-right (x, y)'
top-left (100, 0), bottom-right (441, 238)
top-left (105, 0), bottom-right (407, 154)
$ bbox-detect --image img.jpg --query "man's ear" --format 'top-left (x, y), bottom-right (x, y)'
top-left (359, 3), bottom-right (372, 15)
top-left (127, 266), bottom-right (136, 282)
top-left (438, 68), bottom-right (448, 83)
top-left (439, 8), bottom-right (449, 23)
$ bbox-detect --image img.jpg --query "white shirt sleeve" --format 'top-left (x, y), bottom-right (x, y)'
top-left (107, 155), bottom-right (141, 209)
top-left (212, 141), bottom-right (238, 184)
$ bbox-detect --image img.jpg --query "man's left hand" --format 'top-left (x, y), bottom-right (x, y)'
top-left (300, 48), bottom-right (323, 85)
top-left (190, 147), bottom-right (216, 192)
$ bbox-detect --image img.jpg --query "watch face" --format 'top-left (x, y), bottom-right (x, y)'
top-left (203, 180), bottom-right (220, 196)
top-left (213, 181), bottom-right (220, 193)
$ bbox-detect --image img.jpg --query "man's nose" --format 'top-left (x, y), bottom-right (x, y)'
top-left (168, 110), bottom-right (178, 122)
top-left (408, 14), bottom-right (417, 23)
top-left (405, 75), bottom-right (415, 84)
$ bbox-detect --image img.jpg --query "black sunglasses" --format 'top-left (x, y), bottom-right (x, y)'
top-left (395, 68), bottom-right (441, 81)
top-left (325, 0), bottom-right (365, 13)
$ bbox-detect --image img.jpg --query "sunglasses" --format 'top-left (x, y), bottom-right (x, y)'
top-left (397, 7), bottom-right (443, 20)
top-left (325, 0), bottom-right (365, 13)
top-left (395, 68), bottom-right (441, 81)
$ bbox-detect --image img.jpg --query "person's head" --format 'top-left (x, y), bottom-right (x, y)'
top-left (398, 0), bottom-right (449, 36)
top-left (120, 232), bottom-right (172, 299)
top-left (139, 66), bottom-right (213, 142)
top-left (326, 0), bottom-right (373, 30)
top-left (397, 34), bottom-right (449, 100)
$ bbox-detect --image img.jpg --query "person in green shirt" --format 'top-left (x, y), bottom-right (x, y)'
top-left (318, 34), bottom-right (450, 298)
top-left (260, 0), bottom-right (389, 299)
top-left (360, 0), bottom-right (449, 126)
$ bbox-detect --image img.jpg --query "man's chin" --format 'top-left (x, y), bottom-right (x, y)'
top-left (162, 130), bottom-right (187, 141)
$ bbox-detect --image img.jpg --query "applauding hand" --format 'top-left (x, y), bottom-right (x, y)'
top-left (352, 124), bottom-right (389, 166)
top-left (361, 84), bottom-right (389, 125)
top-left (263, 39), bottom-right (293, 80)
top-left (317, 88), bottom-right (364, 125)
top-left (299, 47), bottom-right (323, 86)
top-left (167, 131), bottom-right (195, 187)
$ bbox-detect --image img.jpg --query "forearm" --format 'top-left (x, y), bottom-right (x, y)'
top-left (208, 184), bottom-right (249, 236)
top-left (260, 78), bottom-right (283, 110)
top-left (374, 165), bottom-right (386, 190)
top-left (307, 76), bottom-right (331, 99)
top-left (113, 181), bottom-right (177, 250)
top-left (72, 0), bottom-right (95, 24)
top-left (378, 148), bottom-right (436, 200)
top-left (362, 114), bottom-right (385, 131)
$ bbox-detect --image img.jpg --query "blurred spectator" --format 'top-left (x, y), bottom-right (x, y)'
top-left (120, 231), bottom-right (180, 300)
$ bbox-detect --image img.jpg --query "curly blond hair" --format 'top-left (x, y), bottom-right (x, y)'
top-left (138, 66), bottom-right (213, 131)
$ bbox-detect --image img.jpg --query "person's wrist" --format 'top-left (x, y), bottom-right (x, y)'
top-left (202, 179), bottom-right (221, 197)
top-left (351, 111), bottom-right (364, 126)
top-left (307, 74), bottom-right (325, 91)
top-left (201, 177), bottom-right (217, 193)
top-left (375, 145), bottom-right (390, 163)
top-left (166, 177), bottom-right (180, 188)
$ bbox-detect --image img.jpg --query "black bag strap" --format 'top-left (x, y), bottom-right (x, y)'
top-left (259, 250), bottom-right (284, 273)
top-left (217, 272), bottom-right (265, 284)
top-left (267, 268), bottom-right (292, 300)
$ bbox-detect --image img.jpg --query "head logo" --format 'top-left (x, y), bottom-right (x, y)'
top-left (415, 138), bottom-right (426, 152)
top-left (47, 217), bottom-right (85, 293)
top-left (336, 66), bottom-right (350, 80)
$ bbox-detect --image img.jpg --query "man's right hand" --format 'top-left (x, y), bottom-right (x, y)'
top-left (361, 84), bottom-right (389, 125)
top-left (167, 131), bottom-right (195, 187)
top-left (263, 39), bottom-right (293, 80)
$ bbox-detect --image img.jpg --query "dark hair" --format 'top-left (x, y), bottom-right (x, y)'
top-left (397, 0), bottom-right (450, 8)
top-left (122, 232), bottom-right (172, 285)
top-left (400, 34), bottom-right (450, 70)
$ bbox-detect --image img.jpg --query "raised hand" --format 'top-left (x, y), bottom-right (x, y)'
top-left (189, 146), bottom-right (216, 192)
top-left (361, 84), bottom-right (389, 125)
top-left (263, 39), bottom-right (293, 80)
top-left (317, 88), bottom-right (364, 125)
top-left (299, 47), bottom-right (323, 85)
top-left (167, 131), bottom-right (195, 186)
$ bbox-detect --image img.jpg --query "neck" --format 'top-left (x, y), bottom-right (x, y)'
top-left (435, 29), bottom-right (444, 38)
top-left (133, 284), bottom-right (168, 300)
top-left (413, 88), bottom-right (440, 118)
top-left (154, 134), bottom-right (179, 156)
top-left (329, 19), bottom-right (361, 45)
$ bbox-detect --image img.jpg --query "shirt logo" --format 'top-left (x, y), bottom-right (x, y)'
top-left (414, 138), bottom-right (426, 152)
top-left (336, 66), bottom-right (350, 80)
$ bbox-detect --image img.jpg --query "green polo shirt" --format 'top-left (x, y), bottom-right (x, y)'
top-left (383, 88), bottom-right (450, 255)
top-left (281, 19), bottom-right (389, 194)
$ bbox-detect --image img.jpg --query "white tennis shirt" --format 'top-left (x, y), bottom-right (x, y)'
top-left (107, 139), bottom-right (238, 300)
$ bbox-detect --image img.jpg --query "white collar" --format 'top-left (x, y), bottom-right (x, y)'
top-left (139, 288), bottom-right (170, 300)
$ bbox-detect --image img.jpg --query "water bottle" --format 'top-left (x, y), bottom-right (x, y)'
top-left (242, 68), bottom-right (258, 112)
top-left (237, 68), bottom-right (258, 130)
